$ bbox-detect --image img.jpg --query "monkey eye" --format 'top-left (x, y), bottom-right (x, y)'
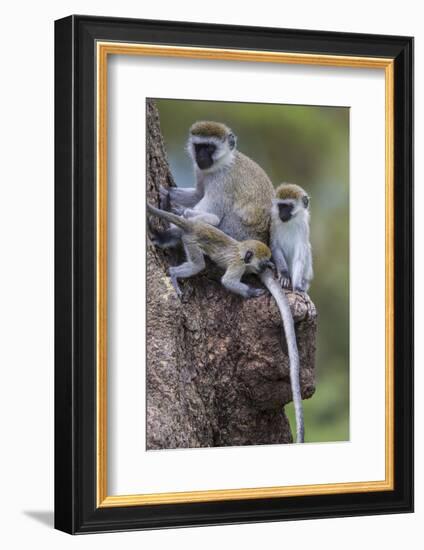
top-left (244, 250), bottom-right (253, 264)
top-left (227, 133), bottom-right (236, 149)
top-left (302, 196), bottom-right (309, 208)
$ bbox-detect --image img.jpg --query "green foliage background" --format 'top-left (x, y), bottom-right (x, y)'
top-left (155, 98), bottom-right (349, 443)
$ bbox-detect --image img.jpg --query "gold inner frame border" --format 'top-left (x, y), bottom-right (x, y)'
top-left (96, 42), bottom-right (394, 508)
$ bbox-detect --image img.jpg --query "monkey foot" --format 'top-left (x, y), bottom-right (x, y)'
top-left (169, 273), bottom-right (182, 297)
top-left (247, 287), bottom-right (266, 298)
top-left (279, 277), bottom-right (292, 290)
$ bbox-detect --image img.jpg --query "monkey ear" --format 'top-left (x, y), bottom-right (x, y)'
top-left (228, 133), bottom-right (236, 150)
top-left (244, 250), bottom-right (254, 264)
top-left (302, 195), bottom-right (310, 208)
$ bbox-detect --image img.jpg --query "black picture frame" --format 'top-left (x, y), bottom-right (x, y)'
top-left (55, 14), bottom-right (414, 534)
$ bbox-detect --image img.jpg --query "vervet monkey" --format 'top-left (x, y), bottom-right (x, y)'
top-left (155, 120), bottom-right (272, 245)
top-left (156, 121), bottom-right (305, 443)
top-left (271, 183), bottom-right (313, 292)
top-left (147, 203), bottom-right (274, 298)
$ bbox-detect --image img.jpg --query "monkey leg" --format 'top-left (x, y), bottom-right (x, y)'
top-left (292, 255), bottom-right (307, 292)
top-left (167, 186), bottom-right (203, 208)
top-left (168, 242), bottom-right (206, 296)
top-left (296, 279), bottom-right (310, 293)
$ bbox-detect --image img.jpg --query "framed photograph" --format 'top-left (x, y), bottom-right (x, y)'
top-left (54, 15), bottom-right (413, 534)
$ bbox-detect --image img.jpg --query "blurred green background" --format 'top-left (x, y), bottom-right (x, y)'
top-left (155, 98), bottom-right (349, 443)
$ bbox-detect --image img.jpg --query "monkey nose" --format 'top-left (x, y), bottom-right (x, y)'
top-left (278, 203), bottom-right (293, 222)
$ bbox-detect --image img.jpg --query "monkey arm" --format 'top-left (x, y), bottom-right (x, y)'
top-left (272, 248), bottom-right (289, 276)
top-left (168, 186), bottom-right (204, 208)
top-left (221, 265), bottom-right (265, 298)
top-left (272, 247), bottom-right (292, 289)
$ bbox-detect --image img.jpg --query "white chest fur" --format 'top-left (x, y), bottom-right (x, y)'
top-left (270, 209), bottom-right (313, 292)
top-left (272, 215), bottom-right (308, 262)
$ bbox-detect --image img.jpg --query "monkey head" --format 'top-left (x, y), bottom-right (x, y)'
top-left (240, 240), bottom-right (274, 274)
top-left (272, 183), bottom-right (310, 223)
top-left (188, 121), bottom-right (237, 172)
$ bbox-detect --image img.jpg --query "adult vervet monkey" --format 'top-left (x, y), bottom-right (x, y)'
top-left (156, 121), bottom-right (305, 443)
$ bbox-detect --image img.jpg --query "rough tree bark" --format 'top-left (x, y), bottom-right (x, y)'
top-left (146, 100), bottom-right (317, 449)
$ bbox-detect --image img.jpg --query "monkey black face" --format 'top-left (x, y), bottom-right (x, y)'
top-left (278, 202), bottom-right (294, 222)
top-left (194, 143), bottom-right (216, 170)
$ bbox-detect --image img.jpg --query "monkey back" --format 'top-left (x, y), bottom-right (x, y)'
top-left (218, 151), bottom-right (275, 245)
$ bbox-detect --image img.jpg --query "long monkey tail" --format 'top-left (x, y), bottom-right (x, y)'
top-left (147, 202), bottom-right (192, 232)
top-left (259, 269), bottom-right (304, 443)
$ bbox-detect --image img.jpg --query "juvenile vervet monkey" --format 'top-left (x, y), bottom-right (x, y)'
top-left (155, 121), bottom-right (305, 443)
top-left (147, 203), bottom-right (274, 298)
top-left (271, 183), bottom-right (313, 292)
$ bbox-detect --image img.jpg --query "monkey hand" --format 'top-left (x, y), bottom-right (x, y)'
top-left (278, 270), bottom-right (292, 290)
top-left (247, 287), bottom-right (266, 298)
top-left (170, 204), bottom-right (185, 216)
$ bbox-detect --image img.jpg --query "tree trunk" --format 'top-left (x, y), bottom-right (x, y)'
top-left (146, 99), bottom-right (316, 449)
